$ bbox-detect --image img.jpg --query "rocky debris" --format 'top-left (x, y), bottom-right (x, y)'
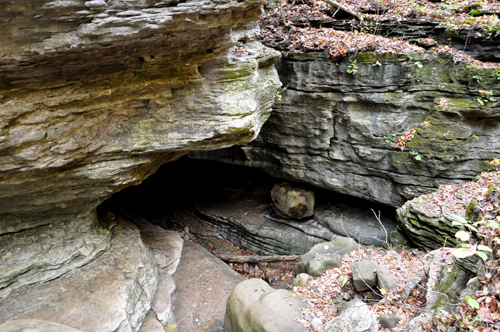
top-left (376, 267), bottom-right (397, 291)
top-left (224, 278), bottom-right (307, 332)
top-left (271, 182), bottom-right (315, 219)
top-left (397, 170), bottom-right (500, 250)
top-left (378, 315), bottom-right (401, 329)
top-left (322, 299), bottom-right (378, 332)
top-left (194, 52), bottom-right (500, 209)
top-left (0, 219), bottom-right (158, 332)
top-left (351, 261), bottom-right (378, 292)
top-left (168, 241), bottom-right (244, 332)
top-left (150, 270), bottom-right (176, 326)
top-left (0, 320), bottom-right (83, 332)
top-left (0, 0), bottom-right (281, 294)
top-left (293, 273), bottom-right (312, 286)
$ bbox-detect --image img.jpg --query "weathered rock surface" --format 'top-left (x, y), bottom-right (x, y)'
top-left (0, 320), bottom-right (82, 332)
top-left (271, 182), bottom-right (315, 219)
top-left (351, 261), bottom-right (378, 292)
top-left (405, 248), bottom-right (474, 332)
top-left (294, 238), bottom-right (356, 276)
top-left (323, 299), bottom-right (378, 332)
top-left (0, 219), bottom-right (158, 332)
top-left (168, 241), bottom-right (245, 332)
top-left (224, 278), bottom-right (307, 332)
top-left (314, 204), bottom-right (401, 246)
top-left (164, 186), bottom-right (339, 255)
top-left (194, 52), bottom-right (500, 208)
top-left (0, 0), bottom-right (280, 296)
top-left (397, 170), bottom-right (500, 250)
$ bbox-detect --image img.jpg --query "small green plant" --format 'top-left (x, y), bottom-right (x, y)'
top-left (495, 73), bottom-right (500, 80)
top-left (414, 61), bottom-right (423, 68)
top-left (465, 296), bottom-right (480, 310)
top-left (472, 75), bottom-right (482, 83)
top-left (477, 90), bottom-right (495, 105)
top-left (409, 150), bottom-right (421, 161)
top-left (451, 215), bottom-right (495, 261)
top-left (383, 133), bottom-right (396, 143)
top-left (472, 134), bottom-right (479, 139)
top-left (347, 60), bottom-right (358, 75)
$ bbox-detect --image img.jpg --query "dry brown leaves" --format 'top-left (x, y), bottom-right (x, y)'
top-left (434, 46), bottom-right (500, 68)
top-left (396, 127), bottom-right (417, 151)
top-left (291, 247), bottom-right (427, 331)
top-left (260, 25), bottom-right (424, 59)
top-left (419, 170), bottom-right (500, 217)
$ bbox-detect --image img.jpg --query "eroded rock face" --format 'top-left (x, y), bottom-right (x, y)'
top-left (0, 0), bottom-right (280, 297)
top-left (193, 52), bottom-right (500, 208)
top-left (0, 219), bottom-right (158, 332)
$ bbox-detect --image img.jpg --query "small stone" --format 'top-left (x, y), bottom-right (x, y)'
top-left (378, 314), bottom-right (401, 329)
top-left (310, 317), bottom-right (323, 331)
top-left (343, 292), bottom-right (351, 301)
top-left (351, 261), bottom-right (378, 292)
top-left (293, 273), bottom-right (312, 287)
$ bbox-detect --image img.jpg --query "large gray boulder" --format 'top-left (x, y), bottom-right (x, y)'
top-left (224, 279), bottom-right (307, 332)
top-left (168, 241), bottom-right (245, 332)
top-left (0, 0), bottom-right (280, 298)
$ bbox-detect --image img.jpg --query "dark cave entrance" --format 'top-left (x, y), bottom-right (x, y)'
top-left (100, 156), bottom-right (404, 257)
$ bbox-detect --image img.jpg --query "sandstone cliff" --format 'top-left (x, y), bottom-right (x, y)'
top-left (0, 0), bottom-right (280, 319)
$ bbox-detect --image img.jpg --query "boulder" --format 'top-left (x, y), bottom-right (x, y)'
top-left (295, 254), bottom-right (341, 277)
top-left (0, 320), bottom-right (82, 332)
top-left (168, 241), bottom-right (245, 332)
top-left (376, 267), bottom-right (397, 291)
top-left (351, 261), bottom-right (378, 292)
top-left (271, 182), bottom-right (315, 219)
top-left (323, 299), bottom-right (378, 332)
top-left (224, 279), bottom-right (307, 332)
top-left (0, 219), bottom-right (158, 332)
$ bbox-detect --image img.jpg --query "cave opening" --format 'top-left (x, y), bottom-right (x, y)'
top-left (99, 155), bottom-right (403, 259)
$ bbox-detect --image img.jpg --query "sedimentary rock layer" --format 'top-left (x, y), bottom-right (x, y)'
top-left (195, 52), bottom-right (500, 207)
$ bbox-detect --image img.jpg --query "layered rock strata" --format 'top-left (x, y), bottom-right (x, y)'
top-left (195, 52), bottom-right (500, 207)
top-left (0, 0), bottom-right (280, 298)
